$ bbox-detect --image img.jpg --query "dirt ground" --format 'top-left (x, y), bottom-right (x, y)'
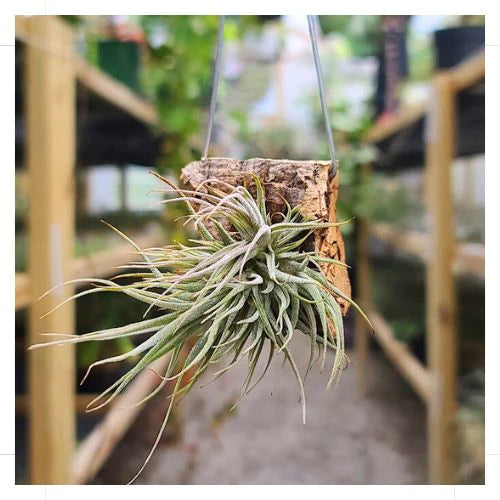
top-left (93, 334), bottom-right (427, 485)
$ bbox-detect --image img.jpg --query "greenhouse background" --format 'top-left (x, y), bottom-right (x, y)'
top-left (14, 14), bottom-right (484, 485)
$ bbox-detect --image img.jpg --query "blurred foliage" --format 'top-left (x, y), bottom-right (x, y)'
top-left (60, 15), bottom-right (82, 26)
top-left (459, 15), bottom-right (485, 26)
top-left (310, 99), bottom-right (422, 233)
top-left (318, 16), bottom-right (381, 57)
top-left (371, 254), bottom-right (484, 364)
top-left (455, 205), bottom-right (485, 244)
top-left (407, 29), bottom-right (434, 82)
top-left (139, 16), bottom-right (260, 171)
top-left (15, 173), bottom-right (28, 226)
top-left (315, 100), bottom-right (377, 230)
top-left (459, 369), bottom-right (485, 415)
top-left (457, 368), bottom-right (485, 484)
top-left (76, 290), bottom-right (150, 370)
top-left (388, 319), bottom-right (422, 344)
top-left (370, 254), bottom-right (426, 350)
top-left (233, 111), bottom-right (297, 160)
top-left (352, 173), bottom-right (422, 227)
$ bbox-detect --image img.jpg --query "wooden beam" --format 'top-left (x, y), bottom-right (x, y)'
top-left (369, 223), bottom-right (484, 279)
top-left (16, 16), bottom-right (159, 127)
top-left (70, 354), bottom-right (171, 485)
top-left (15, 225), bottom-right (164, 310)
top-left (365, 103), bottom-right (425, 144)
top-left (16, 394), bottom-right (106, 416)
top-left (448, 50), bottom-right (485, 92)
top-left (366, 307), bottom-right (433, 403)
top-left (75, 58), bottom-right (159, 126)
top-left (425, 73), bottom-right (457, 484)
top-left (364, 50), bottom-right (484, 145)
top-left (25, 16), bottom-right (76, 484)
top-left (455, 241), bottom-right (485, 278)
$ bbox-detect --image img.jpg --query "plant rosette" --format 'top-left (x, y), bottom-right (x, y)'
top-left (30, 173), bottom-right (371, 483)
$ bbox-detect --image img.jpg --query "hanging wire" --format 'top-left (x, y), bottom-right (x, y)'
top-left (203, 15), bottom-right (337, 178)
top-left (202, 15), bottom-right (226, 160)
top-left (307, 15), bottom-right (338, 177)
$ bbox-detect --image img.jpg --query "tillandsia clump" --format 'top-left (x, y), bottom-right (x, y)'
top-left (30, 173), bottom-right (371, 482)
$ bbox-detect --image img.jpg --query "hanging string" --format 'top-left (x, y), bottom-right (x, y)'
top-left (202, 15), bottom-right (337, 177)
top-left (307, 15), bottom-right (338, 177)
top-left (202, 15), bottom-right (226, 160)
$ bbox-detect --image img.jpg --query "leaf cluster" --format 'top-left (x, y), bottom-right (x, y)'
top-left (30, 175), bottom-right (370, 482)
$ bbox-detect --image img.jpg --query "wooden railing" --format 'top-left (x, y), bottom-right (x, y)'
top-left (16, 16), bottom-right (169, 484)
top-left (355, 49), bottom-right (485, 484)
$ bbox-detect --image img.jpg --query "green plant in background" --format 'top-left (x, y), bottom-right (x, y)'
top-left (30, 174), bottom-right (371, 482)
top-left (352, 172), bottom-right (422, 227)
top-left (456, 368), bottom-right (485, 484)
top-left (76, 290), bottom-right (152, 370)
top-left (235, 116), bottom-right (297, 160)
top-left (140, 15), bottom-right (218, 169)
top-left (139, 16), bottom-right (259, 171)
top-left (406, 27), bottom-right (434, 82)
top-left (459, 16), bottom-right (486, 26)
top-left (313, 100), bottom-right (377, 231)
top-left (311, 99), bottom-right (422, 232)
top-left (318, 16), bottom-right (381, 58)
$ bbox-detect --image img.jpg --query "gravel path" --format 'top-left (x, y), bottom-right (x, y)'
top-left (94, 335), bottom-right (427, 484)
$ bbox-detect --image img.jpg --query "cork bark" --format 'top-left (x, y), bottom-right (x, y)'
top-left (181, 158), bottom-right (351, 314)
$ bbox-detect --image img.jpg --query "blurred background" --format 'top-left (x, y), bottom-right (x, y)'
top-left (14, 15), bottom-right (484, 485)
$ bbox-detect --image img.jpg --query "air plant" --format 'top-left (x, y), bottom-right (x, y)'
top-left (30, 173), bottom-right (371, 483)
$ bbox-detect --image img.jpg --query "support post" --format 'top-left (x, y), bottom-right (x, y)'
top-left (354, 163), bottom-right (372, 396)
top-left (425, 73), bottom-right (457, 484)
top-left (26, 16), bottom-right (76, 484)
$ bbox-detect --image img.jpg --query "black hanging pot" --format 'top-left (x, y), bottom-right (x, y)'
top-left (433, 26), bottom-right (484, 69)
top-left (78, 112), bottom-right (164, 167)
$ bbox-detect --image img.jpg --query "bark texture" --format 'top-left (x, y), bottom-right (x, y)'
top-left (181, 158), bottom-right (351, 314)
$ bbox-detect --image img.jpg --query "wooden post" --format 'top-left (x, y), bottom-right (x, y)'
top-left (26, 16), bottom-right (76, 484)
top-left (425, 73), bottom-right (457, 484)
top-left (354, 163), bottom-right (372, 396)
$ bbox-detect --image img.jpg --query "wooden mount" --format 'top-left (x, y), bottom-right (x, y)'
top-left (181, 157), bottom-right (351, 314)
